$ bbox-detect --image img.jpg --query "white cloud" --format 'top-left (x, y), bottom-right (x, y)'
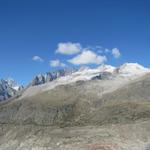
top-left (112, 48), bottom-right (121, 58)
top-left (50, 59), bottom-right (66, 67)
top-left (68, 50), bottom-right (107, 65)
top-left (56, 42), bottom-right (81, 55)
top-left (32, 56), bottom-right (44, 62)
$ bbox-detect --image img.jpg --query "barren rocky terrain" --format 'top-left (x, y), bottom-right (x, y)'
top-left (0, 72), bottom-right (150, 150)
top-left (0, 120), bottom-right (150, 150)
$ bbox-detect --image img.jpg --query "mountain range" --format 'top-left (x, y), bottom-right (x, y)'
top-left (1, 62), bottom-right (150, 150)
top-left (1, 63), bottom-right (149, 102)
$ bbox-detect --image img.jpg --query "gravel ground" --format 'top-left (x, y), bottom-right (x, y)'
top-left (0, 120), bottom-right (150, 150)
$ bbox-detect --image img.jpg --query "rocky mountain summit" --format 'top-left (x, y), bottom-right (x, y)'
top-left (29, 65), bottom-right (116, 87)
top-left (30, 69), bottom-right (76, 86)
top-left (0, 78), bottom-right (23, 101)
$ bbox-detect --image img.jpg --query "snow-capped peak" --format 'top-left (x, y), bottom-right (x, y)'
top-left (29, 63), bottom-right (150, 88)
top-left (6, 78), bottom-right (21, 91)
top-left (98, 64), bottom-right (116, 73)
top-left (21, 62), bottom-right (150, 99)
top-left (117, 63), bottom-right (150, 76)
top-left (0, 78), bottom-right (23, 101)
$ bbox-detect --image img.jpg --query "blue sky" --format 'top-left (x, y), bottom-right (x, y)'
top-left (0, 0), bottom-right (150, 85)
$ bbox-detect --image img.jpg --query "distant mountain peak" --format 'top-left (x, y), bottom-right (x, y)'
top-left (29, 62), bottom-right (150, 87)
top-left (6, 78), bottom-right (20, 90)
top-left (30, 69), bottom-right (75, 86)
top-left (1, 62), bottom-right (149, 101)
top-left (117, 62), bottom-right (150, 76)
top-left (0, 78), bottom-right (23, 101)
top-left (98, 64), bottom-right (116, 73)
top-left (120, 62), bottom-right (145, 68)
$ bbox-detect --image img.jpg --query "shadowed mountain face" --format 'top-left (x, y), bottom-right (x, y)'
top-left (0, 73), bottom-right (150, 127)
top-left (0, 79), bottom-right (23, 101)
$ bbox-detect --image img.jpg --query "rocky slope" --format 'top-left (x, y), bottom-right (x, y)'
top-left (0, 63), bottom-right (150, 150)
top-left (0, 64), bottom-right (150, 126)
